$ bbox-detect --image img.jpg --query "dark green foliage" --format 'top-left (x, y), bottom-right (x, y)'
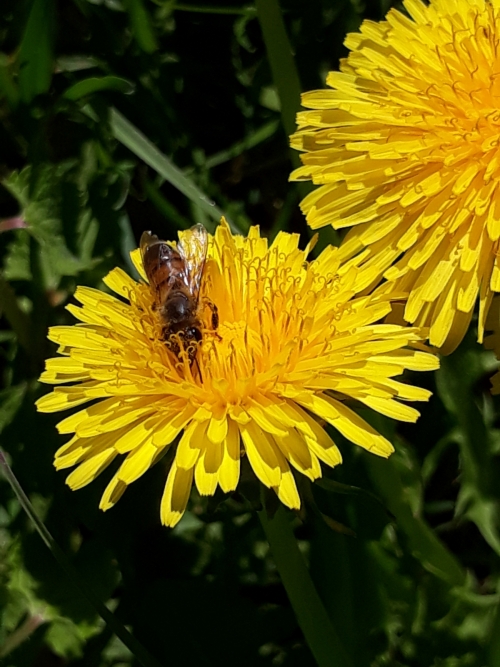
top-left (0, 1), bottom-right (499, 665)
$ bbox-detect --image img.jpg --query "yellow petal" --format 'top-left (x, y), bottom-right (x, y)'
top-left (66, 449), bottom-right (117, 490)
top-left (275, 468), bottom-right (301, 510)
top-left (239, 421), bottom-right (283, 488)
top-left (219, 419), bottom-right (241, 493)
top-left (161, 461), bottom-right (194, 528)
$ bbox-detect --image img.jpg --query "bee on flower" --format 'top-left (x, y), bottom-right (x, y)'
top-left (37, 220), bottom-right (437, 527)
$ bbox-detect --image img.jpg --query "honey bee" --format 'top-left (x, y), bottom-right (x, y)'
top-left (140, 224), bottom-right (218, 365)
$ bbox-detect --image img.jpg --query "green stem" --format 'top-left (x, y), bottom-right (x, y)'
top-left (0, 450), bottom-right (164, 667)
top-left (258, 505), bottom-right (353, 667)
top-left (0, 612), bottom-right (46, 658)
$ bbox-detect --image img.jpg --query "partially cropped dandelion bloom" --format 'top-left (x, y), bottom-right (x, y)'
top-left (37, 219), bottom-right (437, 527)
top-left (291, 0), bottom-right (500, 354)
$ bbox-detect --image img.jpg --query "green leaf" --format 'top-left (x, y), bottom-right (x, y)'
top-left (437, 350), bottom-right (500, 555)
top-left (18, 0), bottom-right (55, 103)
top-left (309, 517), bottom-right (384, 665)
top-left (44, 617), bottom-right (92, 659)
top-left (0, 385), bottom-right (27, 437)
top-left (365, 454), bottom-right (466, 587)
top-left (63, 76), bottom-right (135, 101)
top-left (489, 598), bottom-right (500, 666)
top-left (123, 0), bottom-right (158, 53)
top-left (2, 165), bottom-right (98, 284)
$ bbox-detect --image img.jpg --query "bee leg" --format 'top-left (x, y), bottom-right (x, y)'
top-left (192, 356), bottom-right (203, 382)
top-left (211, 304), bottom-right (219, 330)
top-left (202, 299), bottom-right (219, 329)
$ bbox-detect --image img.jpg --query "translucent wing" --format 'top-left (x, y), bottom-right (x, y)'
top-left (140, 230), bottom-right (160, 269)
top-left (177, 224), bottom-right (208, 304)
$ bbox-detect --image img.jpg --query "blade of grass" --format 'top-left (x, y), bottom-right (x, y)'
top-left (0, 450), bottom-right (164, 667)
top-left (107, 107), bottom-right (239, 233)
top-left (255, 0), bottom-right (312, 204)
top-left (255, 0), bottom-right (301, 144)
top-left (259, 505), bottom-right (353, 667)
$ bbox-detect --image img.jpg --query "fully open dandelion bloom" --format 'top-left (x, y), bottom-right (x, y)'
top-left (291, 0), bottom-right (500, 354)
top-left (36, 220), bottom-right (437, 527)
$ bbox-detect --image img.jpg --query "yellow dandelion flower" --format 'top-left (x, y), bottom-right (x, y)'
top-left (36, 219), bottom-right (438, 527)
top-left (291, 0), bottom-right (500, 354)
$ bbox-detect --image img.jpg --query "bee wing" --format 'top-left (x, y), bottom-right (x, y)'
top-left (140, 231), bottom-right (158, 261)
top-left (177, 224), bottom-right (208, 303)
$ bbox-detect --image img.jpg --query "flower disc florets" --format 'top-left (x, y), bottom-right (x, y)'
top-left (291, 0), bottom-right (500, 353)
top-left (37, 219), bottom-right (437, 526)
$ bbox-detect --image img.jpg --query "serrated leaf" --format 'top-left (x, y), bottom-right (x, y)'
top-left (44, 617), bottom-right (98, 659)
top-left (2, 165), bottom-right (99, 285)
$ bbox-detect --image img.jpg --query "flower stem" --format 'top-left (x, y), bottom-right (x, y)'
top-left (258, 506), bottom-right (353, 667)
